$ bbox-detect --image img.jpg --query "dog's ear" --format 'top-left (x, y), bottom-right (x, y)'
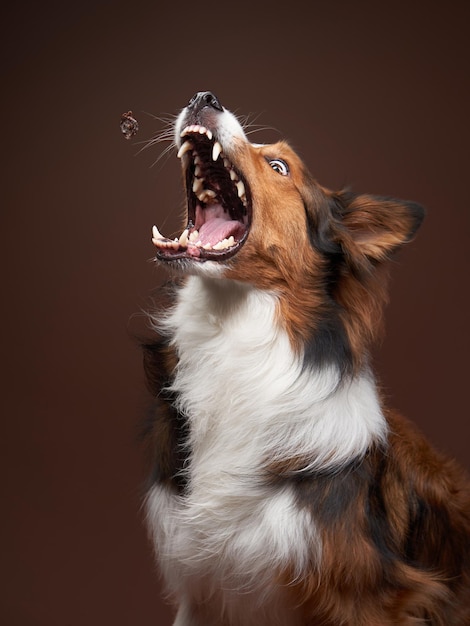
top-left (336, 192), bottom-right (425, 263)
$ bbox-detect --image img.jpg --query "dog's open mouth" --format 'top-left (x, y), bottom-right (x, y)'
top-left (152, 124), bottom-right (252, 262)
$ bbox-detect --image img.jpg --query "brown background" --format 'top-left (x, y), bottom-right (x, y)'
top-left (2, 1), bottom-right (469, 624)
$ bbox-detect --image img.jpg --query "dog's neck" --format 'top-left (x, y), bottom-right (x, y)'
top-left (160, 275), bottom-right (388, 474)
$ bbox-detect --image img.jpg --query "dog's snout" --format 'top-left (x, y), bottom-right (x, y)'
top-left (188, 91), bottom-right (223, 113)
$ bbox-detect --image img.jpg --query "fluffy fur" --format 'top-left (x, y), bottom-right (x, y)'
top-left (142, 92), bottom-right (470, 625)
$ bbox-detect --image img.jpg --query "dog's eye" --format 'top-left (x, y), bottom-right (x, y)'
top-left (268, 159), bottom-right (289, 176)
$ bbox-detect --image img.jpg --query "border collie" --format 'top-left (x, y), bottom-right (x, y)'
top-left (142, 91), bottom-right (470, 625)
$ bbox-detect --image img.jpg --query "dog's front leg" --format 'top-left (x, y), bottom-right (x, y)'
top-left (173, 600), bottom-right (205, 626)
top-left (173, 602), bottom-right (192, 626)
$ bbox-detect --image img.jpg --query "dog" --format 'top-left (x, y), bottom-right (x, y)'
top-left (142, 92), bottom-right (470, 625)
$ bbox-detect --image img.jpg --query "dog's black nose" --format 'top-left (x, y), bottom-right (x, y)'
top-left (187, 91), bottom-right (223, 113)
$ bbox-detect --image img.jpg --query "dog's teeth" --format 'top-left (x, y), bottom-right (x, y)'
top-left (227, 236), bottom-right (235, 247)
top-left (212, 141), bottom-right (222, 161)
top-left (181, 125), bottom-right (198, 137)
top-left (178, 228), bottom-right (189, 247)
top-left (177, 141), bottom-right (193, 158)
top-left (181, 125), bottom-right (212, 140)
top-left (229, 169), bottom-right (238, 181)
top-left (213, 238), bottom-right (232, 251)
top-left (202, 243), bottom-right (212, 250)
top-left (193, 177), bottom-right (204, 193)
top-left (152, 225), bottom-right (164, 240)
top-left (194, 155), bottom-right (202, 165)
top-left (223, 158), bottom-right (231, 168)
top-left (194, 165), bottom-right (202, 177)
top-left (236, 180), bottom-right (245, 199)
top-left (153, 238), bottom-right (170, 248)
top-left (189, 230), bottom-right (199, 242)
top-left (197, 189), bottom-right (216, 202)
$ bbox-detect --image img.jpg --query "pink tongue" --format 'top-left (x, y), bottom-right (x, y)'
top-left (198, 217), bottom-right (245, 245)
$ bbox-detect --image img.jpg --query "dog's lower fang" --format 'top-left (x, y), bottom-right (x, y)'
top-left (179, 228), bottom-right (189, 247)
top-left (152, 225), bottom-right (165, 240)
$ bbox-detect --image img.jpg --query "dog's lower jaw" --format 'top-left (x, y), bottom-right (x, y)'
top-left (156, 256), bottom-right (227, 279)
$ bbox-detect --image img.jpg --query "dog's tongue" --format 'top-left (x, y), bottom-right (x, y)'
top-left (198, 218), bottom-right (235, 244)
top-left (199, 204), bottom-right (245, 246)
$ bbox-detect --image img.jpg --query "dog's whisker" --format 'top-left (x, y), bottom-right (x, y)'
top-left (137, 133), bottom-right (174, 148)
top-left (239, 111), bottom-right (264, 127)
top-left (134, 134), bottom-right (172, 149)
top-left (237, 112), bottom-right (281, 139)
top-left (148, 142), bottom-right (176, 169)
top-left (141, 110), bottom-right (178, 124)
top-left (244, 125), bottom-right (281, 137)
top-left (132, 111), bottom-right (177, 157)
top-left (133, 132), bottom-right (175, 160)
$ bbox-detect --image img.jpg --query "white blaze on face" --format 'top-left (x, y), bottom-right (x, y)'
top-left (174, 105), bottom-right (247, 149)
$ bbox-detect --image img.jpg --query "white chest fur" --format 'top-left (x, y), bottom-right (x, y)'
top-left (146, 277), bottom-right (387, 618)
top-left (158, 276), bottom-right (386, 474)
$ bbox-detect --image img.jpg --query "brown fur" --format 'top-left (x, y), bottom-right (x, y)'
top-left (218, 139), bottom-right (421, 372)
top-left (223, 140), bottom-right (330, 353)
top-left (275, 412), bottom-right (470, 624)
top-left (145, 96), bottom-right (470, 624)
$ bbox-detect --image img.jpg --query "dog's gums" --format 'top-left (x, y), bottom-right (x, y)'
top-left (152, 124), bottom-right (251, 261)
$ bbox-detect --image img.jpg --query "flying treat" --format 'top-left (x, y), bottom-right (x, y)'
top-left (120, 111), bottom-right (139, 140)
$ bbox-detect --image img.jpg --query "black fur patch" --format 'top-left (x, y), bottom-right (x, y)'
top-left (141, 339), bottom-right (190, 494)
top-left (303, 193), bottom-right (354, 377)
top-left (366, 456), bottom-right (401, 567)
top-left (292, 448), bottom-right (399, 569)
top-left (292, 452), bottom-right (373, 525)
top-left (405, 492), bottom-right (469, 585)
top-left (302, 313), bottom-right (354, 379)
